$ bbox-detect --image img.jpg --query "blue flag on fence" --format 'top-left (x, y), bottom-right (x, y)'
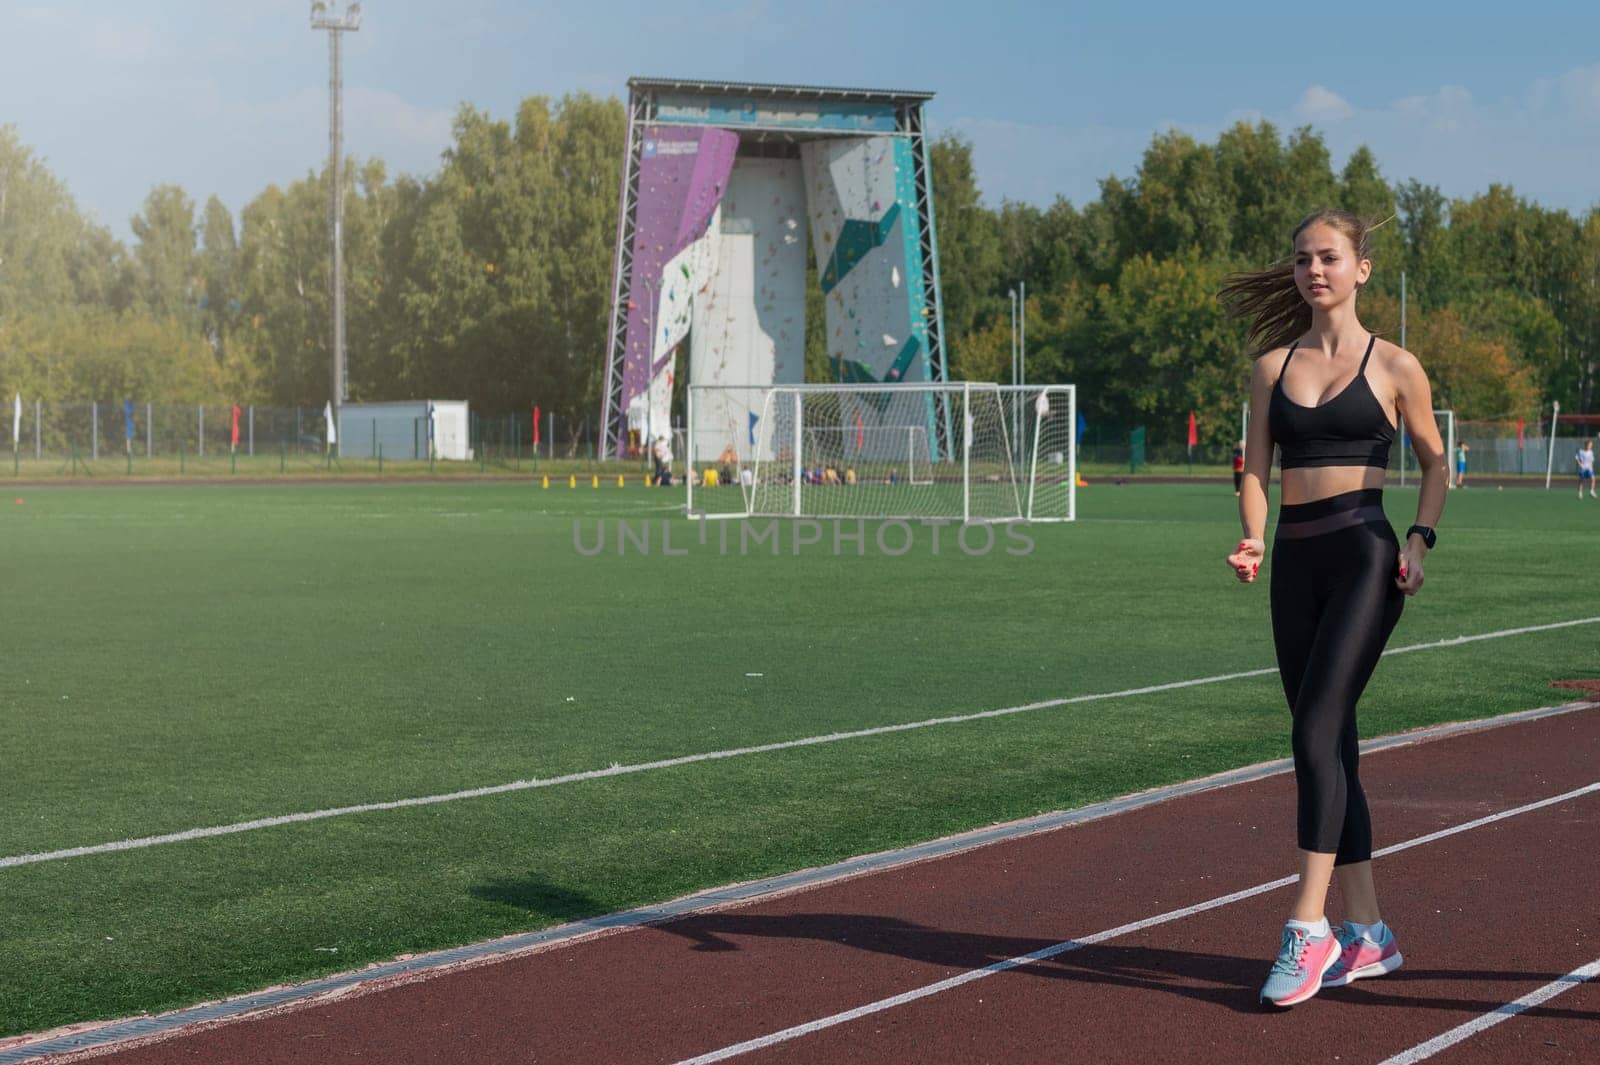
top-left (1076, 410), bottom-right (1087, 443)
top-left (123, 400), bottom-right (135, 443)
top-left (748, 411), bottom-right (759, 446)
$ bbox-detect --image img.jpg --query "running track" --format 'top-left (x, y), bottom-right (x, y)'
top-left (22, 703), bottom-right (1600, 1063)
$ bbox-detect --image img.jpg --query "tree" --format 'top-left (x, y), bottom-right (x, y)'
top-left (0, 124), bottom-right (121, 318)
top-left (930, 133), bottom-right (1002, 345)
top-left (129, 184), bottom-right (200, 327)
top-left (1338, 147), bottom-right (1402, 299)
top-left (235, 178), bottom-right (332, 405)
top-left (198, 196), bottom-right (238, 363)
top-left (1395, 179), bottom-right (1448, 307)
top-left (1082, 251), bottom-right (1248, 452)
top-left (1362, 292), bottom-right (1539, 420)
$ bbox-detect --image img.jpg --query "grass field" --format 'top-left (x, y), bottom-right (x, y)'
top-left (1, 480), bottom-right (1595, 1037)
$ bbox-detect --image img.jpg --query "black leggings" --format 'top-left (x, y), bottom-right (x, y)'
top-left (1270, 489), bottom-right (1404, 864)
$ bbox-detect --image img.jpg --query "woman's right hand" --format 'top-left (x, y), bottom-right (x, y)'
top-left (1227, 538), bottom-right (1265, 583)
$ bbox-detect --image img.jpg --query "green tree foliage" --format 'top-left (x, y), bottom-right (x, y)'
top-left (930, 133), bottom-right (1002, 343)
top-left (198, 195), bottom-right (239, 364)
top-left (234, 177), bottom-right (333, 405)
top-left (1079, 252), bottom-right (1247, 449)
top-left (0, 125), bottom-right (125, 318)
top-left (375, 94), bottom-right (623, 423)
top-left (129, 184), bottom-right (200, 328)
top-left (4, 103), bottom-right (1598, 437)
top-left (1, 308), bottom-right (224, 404)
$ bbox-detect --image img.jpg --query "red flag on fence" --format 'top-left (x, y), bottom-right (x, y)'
top-left (533, 405), bottom-right (541, 447)
top-left (855, 411), bottom-right (864, 450)
top-left (231, 405), bottom-right (241, 450)
top-left (1516, 419), bottom-right (1525, 447)
top-left (1186, 411), bottom-right (1198, 448)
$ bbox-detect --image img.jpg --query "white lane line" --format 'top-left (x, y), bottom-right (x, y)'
top-left (4, 615), bottom-right (1597, 870)
top-left (1376, 957), bottom-right (1600, 1065)
top-left (673, 783), bottom-right (1600, 1065)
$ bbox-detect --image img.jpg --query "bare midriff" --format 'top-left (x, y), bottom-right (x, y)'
top-left (1279, 464), bottom-right (1387, 506)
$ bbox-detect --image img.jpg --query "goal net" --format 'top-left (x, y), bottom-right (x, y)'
top-left (1543, 409), bottom-right (1600, 489)
top-left (687, 383), bottom-right (1076, 522)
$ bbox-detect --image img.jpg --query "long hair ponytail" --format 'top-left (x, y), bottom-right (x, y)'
top-left (1218, 209), bottom-right (1375, 358)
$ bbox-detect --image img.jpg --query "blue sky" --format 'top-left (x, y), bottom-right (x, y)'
top-left (3, 1), bottom-right (1598, 243)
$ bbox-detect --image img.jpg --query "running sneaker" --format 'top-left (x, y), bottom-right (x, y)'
top-left (1259, 924), bottom-right (1341, 1007)
top-left (1323, 922), bottom-right (1404, 987)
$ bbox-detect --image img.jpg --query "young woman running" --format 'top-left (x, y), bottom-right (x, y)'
top-left (1220, 210), bottom-right (1448, 1008)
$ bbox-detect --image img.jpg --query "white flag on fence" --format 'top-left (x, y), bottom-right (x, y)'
top-left (324, 400), bottom-right (337, 447)
top-left (11, 394), bottom-right (19, 450)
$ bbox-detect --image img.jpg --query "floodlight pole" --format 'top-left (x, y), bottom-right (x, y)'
top-left (310, 2), bottom-right (361, 418)
top-left (1019, 280), bottom-right (1026, 388)
top-left (1399, 271), bottom-right (1408, 486)
top-left (1008, 289), bottom-right (1017, 388)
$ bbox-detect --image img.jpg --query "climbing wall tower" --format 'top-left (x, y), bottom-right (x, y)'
top-left (600, 78), bottom-right (947, 460)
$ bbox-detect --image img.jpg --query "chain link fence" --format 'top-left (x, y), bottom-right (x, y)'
top-left (0, 400), bottom-right (660, 477)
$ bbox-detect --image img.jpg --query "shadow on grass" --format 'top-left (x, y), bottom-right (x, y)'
top-left (658, 912), bottom-right (1600, 1020)
top-left (468, 875), bottom-right (608, 923)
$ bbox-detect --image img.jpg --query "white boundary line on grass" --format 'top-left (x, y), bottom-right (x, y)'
top-left (673, 782), bottom-right (1600, 1065)
top-left (1376, 957), bottom-right (1600, 1064)
top-left (3, 615), bottom-right (1598, 871)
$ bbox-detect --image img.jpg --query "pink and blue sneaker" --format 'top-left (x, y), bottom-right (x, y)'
top-left (1324, 921), bottom-right (1403, 987)
top-left (1259, 923), bottom-right (1341, 1007)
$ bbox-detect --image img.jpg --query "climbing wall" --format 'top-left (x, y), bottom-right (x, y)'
top-left (622, 126), bottom-right (739, 444)
top-left (800, 136), bottom-right (937, 455)
top-left (802, 136), bottom-right (930, 386)
top-left (689, 156), bottom-right (808, 465)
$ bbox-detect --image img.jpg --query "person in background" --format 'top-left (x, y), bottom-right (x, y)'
top-left (652, 434), bottom-right (673, 487)
top-left (1233, 439), bottom-right (1247, 496)
top-left (1453, 441), bottom-right (1469, 488)
top-left (1577, 439), bottom-right (1596, 499)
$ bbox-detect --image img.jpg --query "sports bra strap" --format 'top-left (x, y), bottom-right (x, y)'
top-left (1278, 341), bottom-right (1299, 378)
top-left (1356, 334), bottom-right (1376, 375)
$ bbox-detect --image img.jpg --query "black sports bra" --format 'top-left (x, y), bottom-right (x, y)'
top-left (1269, 335), bottom-right (1394, 470)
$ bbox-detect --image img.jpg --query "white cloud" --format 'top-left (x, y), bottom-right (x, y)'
top-left (1558, 64), bottom-right (1600, 118)
top-left (1295, 85), bottom-right (1354, 123)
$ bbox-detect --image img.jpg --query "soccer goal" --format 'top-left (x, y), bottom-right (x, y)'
top-left (686, 383), bottom-right (1076, 523)
top-left (1397, 409), bottom-right (1455, 487)
top-left (1543, 404), bottom-right (1600, 489)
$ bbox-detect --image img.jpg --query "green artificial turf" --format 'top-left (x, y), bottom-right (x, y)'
top-left (0, 481), bottom-right (1594, 1035)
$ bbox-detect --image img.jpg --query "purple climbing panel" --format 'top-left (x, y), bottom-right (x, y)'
top-left (621, 126), bottom-right (739, 414)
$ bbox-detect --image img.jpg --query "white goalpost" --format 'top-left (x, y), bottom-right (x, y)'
top-left (1398, 409), bottom-right (1455, 487)
top-left (686, 382), bottom-right (1076, 523)
top-left (1542, 403), bottom-right (1600, 489)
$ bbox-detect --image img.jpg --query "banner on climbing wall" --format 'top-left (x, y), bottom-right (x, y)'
top-left (654, 93), bottom-right (899, 133)
top-left (621, 125), bottom-right (739, 433)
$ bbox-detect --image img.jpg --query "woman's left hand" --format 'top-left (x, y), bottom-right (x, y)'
top-left (1395, 543), bottom-right (1426, 595)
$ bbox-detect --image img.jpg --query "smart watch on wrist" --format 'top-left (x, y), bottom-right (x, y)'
top-left (1405, 525), bottom-right (1437, 550)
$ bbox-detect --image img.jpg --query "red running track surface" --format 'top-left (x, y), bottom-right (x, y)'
top-left (60, 706), bottom-right (1600, 1064)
